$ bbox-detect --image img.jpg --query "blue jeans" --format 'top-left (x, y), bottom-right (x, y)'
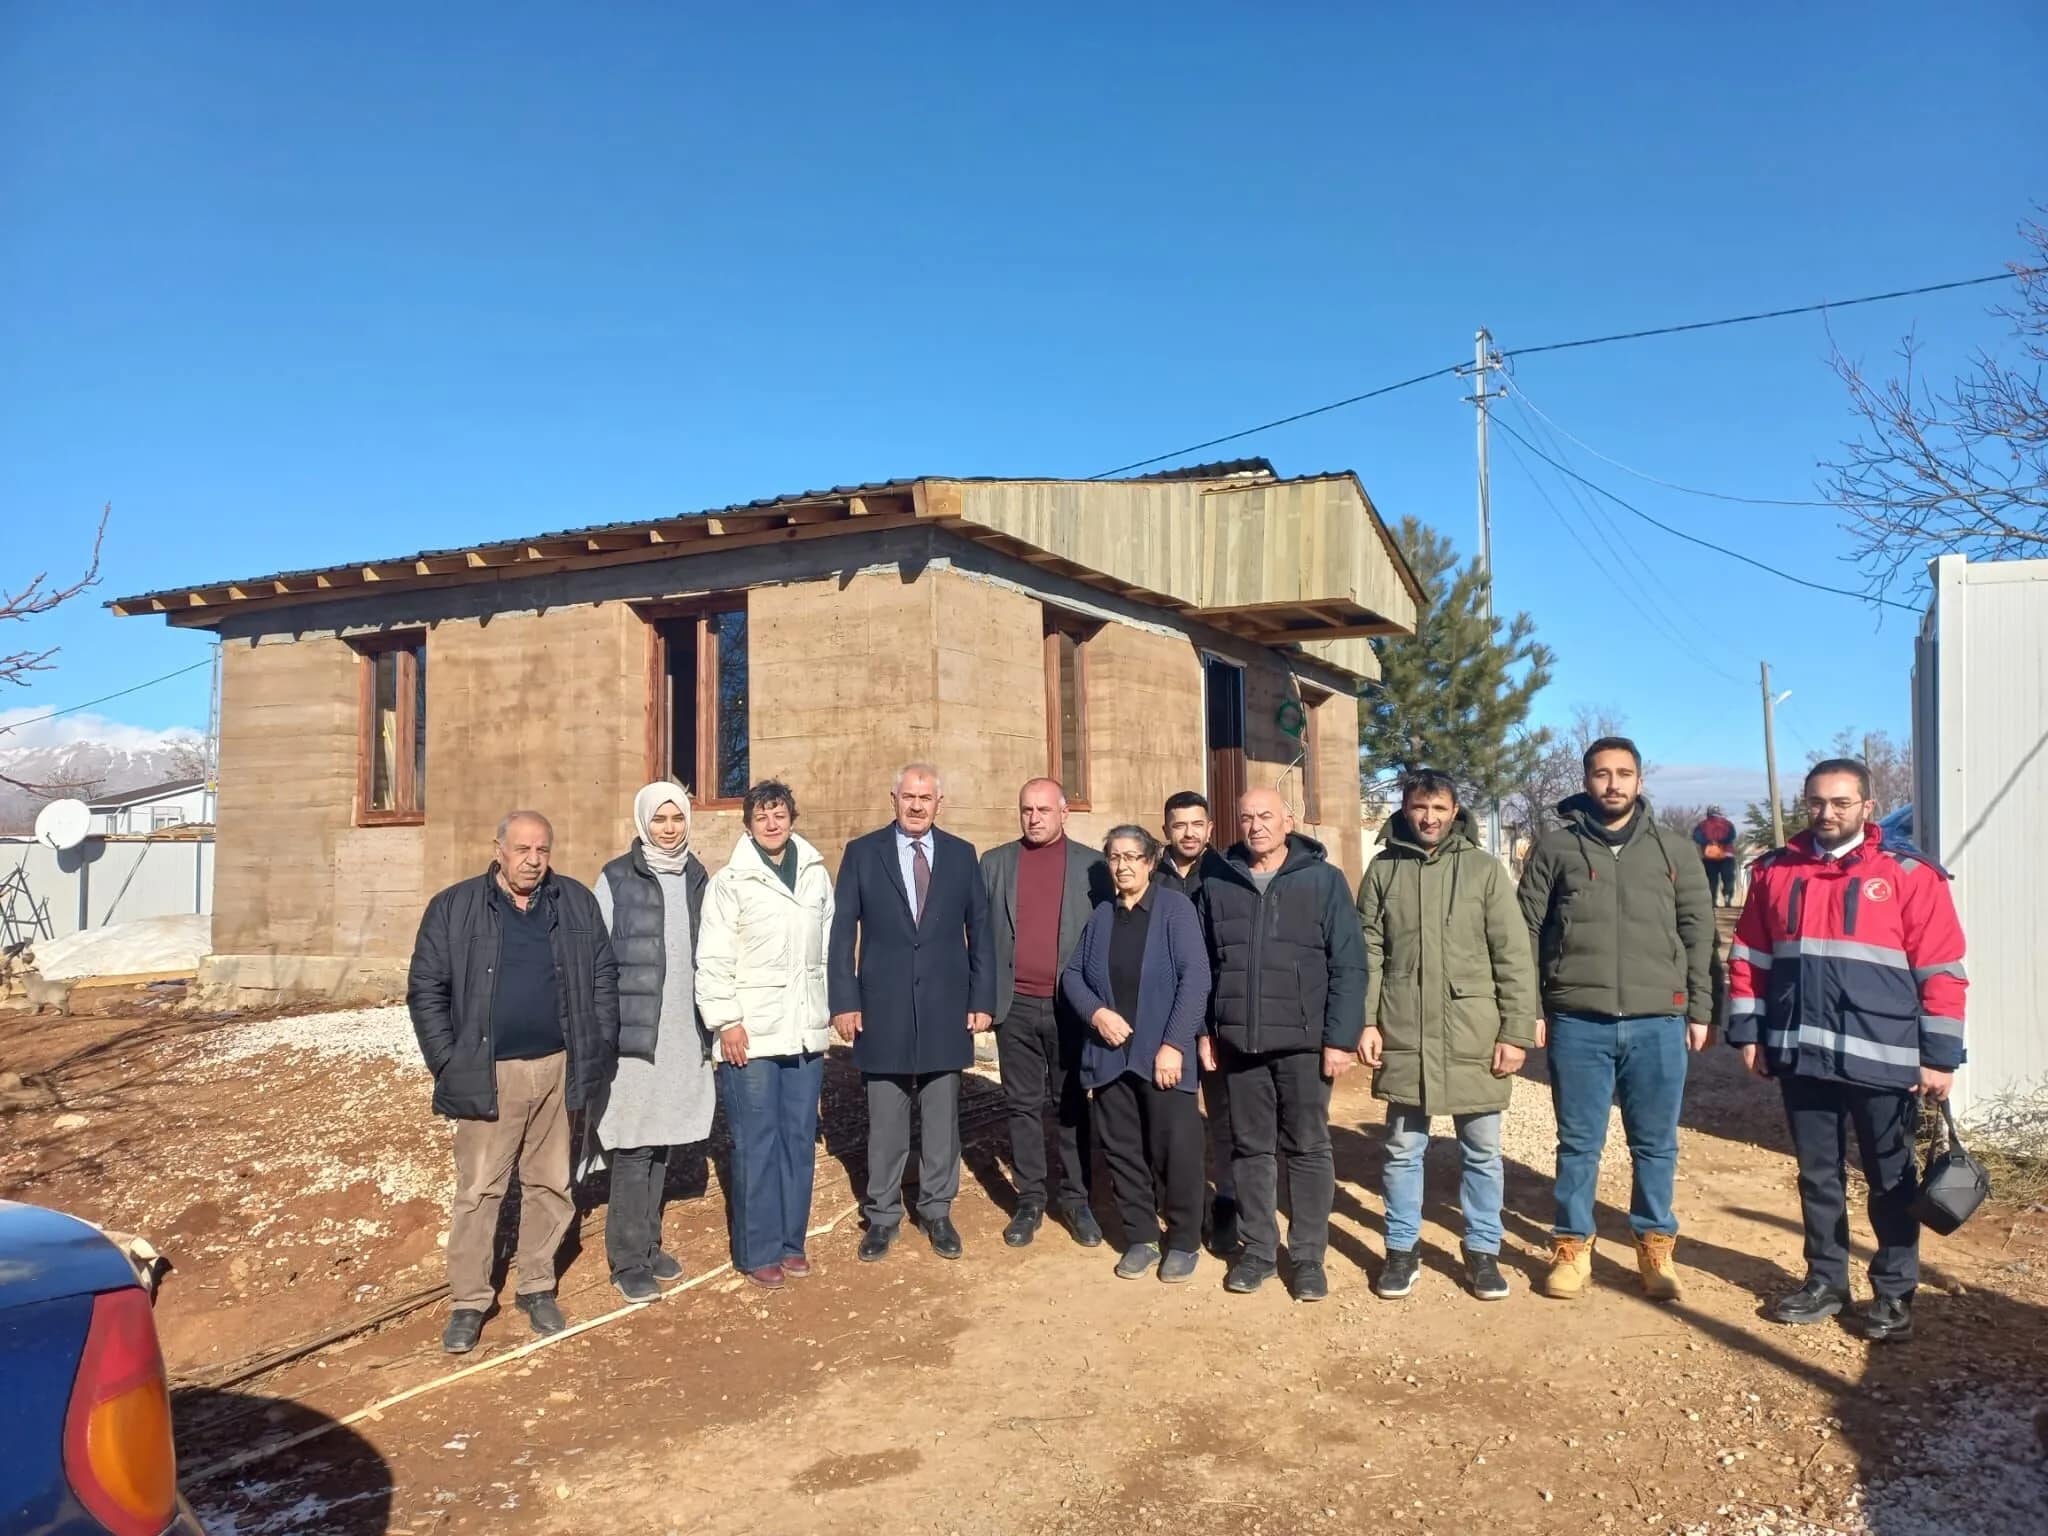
top-left (1547, 1013), bottom-right (1687, 1239)
top-left (719, 1051), bottom-right (825, 1272)
top-left (1382, 1107), bottom-right (1504, 1256)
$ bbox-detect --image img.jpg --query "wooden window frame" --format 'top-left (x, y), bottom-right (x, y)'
top-left (1299, 685), bottom-right (1329, 824)
top-left (642, 597), bottom-right (749, 810)
top-left (1203, 653), bottom-right (1248, 828)
top-left (353, 630), bottom-right (426, 827)
top-left (1043, 608), bottom-right (1101, 811)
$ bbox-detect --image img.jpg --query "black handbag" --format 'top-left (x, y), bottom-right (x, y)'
top-left (1909, 1098), bottom-right (1991, 1236)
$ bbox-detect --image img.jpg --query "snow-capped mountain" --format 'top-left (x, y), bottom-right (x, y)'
top-left (0, 715), bottom-right (206, 834)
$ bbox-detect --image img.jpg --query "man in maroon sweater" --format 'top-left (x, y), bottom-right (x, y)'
top-left (980, 778), bottom-right (1112, 1247)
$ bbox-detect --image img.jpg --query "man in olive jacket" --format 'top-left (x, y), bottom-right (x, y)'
top-left (1357, 772), bottom-right (1537, 1303)
top-left (1517, 737), bottom-right (1714, 1303)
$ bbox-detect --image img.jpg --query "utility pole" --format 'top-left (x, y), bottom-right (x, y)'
top-left (1761, 661), bottom-right (1785, 848)
top-left (204, 640), bottom-right (223, 825)
top-left (1463, 328), bottom-right (1505, 856)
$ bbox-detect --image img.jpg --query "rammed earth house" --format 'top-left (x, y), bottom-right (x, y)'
top-left (111, 462), bottom-right (1420, 1004)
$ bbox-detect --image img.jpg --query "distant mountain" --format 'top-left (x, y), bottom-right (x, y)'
top-left (0, 734), bottom-right (207, 835)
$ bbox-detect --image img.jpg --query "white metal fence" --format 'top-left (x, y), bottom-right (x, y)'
top-left (0, 834), bottom-right (214, 945)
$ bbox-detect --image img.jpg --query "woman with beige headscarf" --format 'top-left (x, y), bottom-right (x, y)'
top-left (592, 780), bottom-right (714, 1300)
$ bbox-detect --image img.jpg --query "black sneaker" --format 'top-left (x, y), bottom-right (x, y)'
top-left (1863, 1293), bottom-right (1914, 1343)
top-left (1224, 1255), bottom-right (1278, 1294)
top-left (1768, 1278), bottom-right (1850, 1326)
top-left (649, 1252), bottom-right (685, 1282)
top-left (1291, 1260), bottom-right (1329, 1302)
top-left (1208, 1195), bottom-right (1241, 1257)
top-left (441, 1308), bottom-right (484, 1355)
top-left (613, 1268), bottom-right (659, 1303)
top-left (515, 1291), bottom-right (566, 1335)
top-left (1465, 1250), bottom-right (1510, 1302)
top-left (1376, 1247), bottom-right (1421, 1299)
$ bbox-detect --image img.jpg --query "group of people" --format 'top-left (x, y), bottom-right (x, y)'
top-left (406, 738), bottom-right (1968, 1356)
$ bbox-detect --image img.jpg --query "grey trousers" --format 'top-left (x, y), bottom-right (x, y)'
top-left (864, 1071), bottom-right (963, 1228)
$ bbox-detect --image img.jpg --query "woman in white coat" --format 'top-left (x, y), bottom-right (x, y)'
top-left (696, 780), bottom-right (835, 1288)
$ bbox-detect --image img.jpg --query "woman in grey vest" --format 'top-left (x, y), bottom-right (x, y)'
top-left (592, 779), bottom-right (713, 1301)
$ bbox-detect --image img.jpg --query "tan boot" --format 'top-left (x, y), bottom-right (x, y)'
top-left (1635, 1232), bottom-right (1683, 1301)
top-left (1542, 1235), bottom-right (1594, 1299)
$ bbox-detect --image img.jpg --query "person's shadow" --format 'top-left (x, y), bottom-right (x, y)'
top-left (173, 1386), bottom-right (393, 1534)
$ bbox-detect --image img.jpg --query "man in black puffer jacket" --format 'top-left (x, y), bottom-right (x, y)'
top-left (407, 809), bottom-right (621, 1354)
top-left (1195, 787), bottom-right (1368, 1302)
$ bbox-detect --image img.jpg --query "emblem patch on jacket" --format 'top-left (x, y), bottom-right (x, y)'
top-left (1863, 878), bottom-right (1894, 903)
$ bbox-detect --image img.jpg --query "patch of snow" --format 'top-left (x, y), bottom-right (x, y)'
top-left (31, 914), bottom-right (210, 980)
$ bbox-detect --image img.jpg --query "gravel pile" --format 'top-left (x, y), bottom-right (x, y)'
top-left (194, 1005), bottom-right (426, 1069)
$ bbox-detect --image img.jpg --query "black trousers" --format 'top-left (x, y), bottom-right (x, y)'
top-left (606, 1143), bottom-right (670, 1279)
top-left (1221, 1043), bottom-right (1334, 1266)
top-left (996, 993), bottom-right (1092, 1208)
top-left (1781, 1075), bottom-right (1921, 1298)
top-left (1703, 858), bottom-right (1736, 905)
top-left (1093, 1073), bottom-right (1204, 1254)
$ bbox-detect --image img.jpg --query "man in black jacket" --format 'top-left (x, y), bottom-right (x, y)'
top-left (407, 810), bottom-right (621, 1354)
top-left (829, 763), bottom-right (996, 1262)
top-left (1196, 787), bottom-right (1368, 1301)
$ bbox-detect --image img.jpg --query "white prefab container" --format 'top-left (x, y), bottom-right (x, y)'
top-left (1912, 553), bottom-right (2048, 1121)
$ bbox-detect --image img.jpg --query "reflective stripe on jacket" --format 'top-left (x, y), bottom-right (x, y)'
top-left (1725, 823), bottom-right (1966, 1088)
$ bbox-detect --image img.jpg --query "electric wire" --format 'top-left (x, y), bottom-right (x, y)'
top-left (1504, 394), bottom-right (1756, 673)
top-left (1497, 271), bottom-right (2021, 360)
top-left (1496, 430), bottom-right (1746, 687)
top-left (1089, 269), bottom-right (2023, 479)
top-left (1491, 416), bottom-right (1919, 612)
top-left (1087, 364), bottom-right (1462, 479)
top-left (1503, 373), bottom-right (1844, 508)
top-left (0, 656), bottom-right (214, 735)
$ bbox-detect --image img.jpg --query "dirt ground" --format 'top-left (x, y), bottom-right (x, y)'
top-left (3, 979), bottom-right (2045, 1536)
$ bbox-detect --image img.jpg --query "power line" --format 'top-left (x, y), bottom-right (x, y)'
top-left (1496, 430), bottom-right (1746, 686)
top-left (1502, 374), bottom-right (1843, 508)
top-left (1504, 395), bottom-right (1754, 674)
top-left (1088, 268), bottom-right (2024, 479)
top-left (1499, 271), bottom-right (2023, 360)
top-left (1491, 415), bottom-right (1920, 612)
top-left (0, 657), bottom-right (215, 736)
top-left (1088, 364), bottom-right (1462, 479)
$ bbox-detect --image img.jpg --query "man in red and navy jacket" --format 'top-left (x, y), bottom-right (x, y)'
top-left (1726, 758), bottom-right (1966, 1344)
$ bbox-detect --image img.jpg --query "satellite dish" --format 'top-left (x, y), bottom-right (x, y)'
top-left (34, 798), bottom-right (91, 853)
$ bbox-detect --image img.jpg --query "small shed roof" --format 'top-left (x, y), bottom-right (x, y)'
top-left (109, 466), bottom-right (1421, 679)
top-left (88, 778), bottom-right (206, 810)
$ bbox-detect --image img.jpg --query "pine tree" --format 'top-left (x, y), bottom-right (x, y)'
top-left (1359, 517), bottom-right (1555, 803)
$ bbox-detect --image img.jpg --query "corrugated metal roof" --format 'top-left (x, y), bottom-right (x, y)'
top-left (104, 466), bottom-right (1305, 612)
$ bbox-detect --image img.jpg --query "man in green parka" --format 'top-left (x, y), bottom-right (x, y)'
top-left (1356, 770), bottom-right (1538, 1301)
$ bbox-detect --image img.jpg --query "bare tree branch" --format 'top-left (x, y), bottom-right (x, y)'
top-left (1823, 217), bottom-right (2048, 602)
top-left (1, 504), bottom-right (110, 688)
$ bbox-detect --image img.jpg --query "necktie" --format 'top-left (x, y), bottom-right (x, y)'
top-left (913, 839), bottom-right (932, 925)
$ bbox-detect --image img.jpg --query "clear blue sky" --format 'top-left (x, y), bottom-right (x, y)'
top-left (5, 4), bottom-right (2042, 804)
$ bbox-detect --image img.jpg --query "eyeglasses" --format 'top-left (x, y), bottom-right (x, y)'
top-left (1106, 851), bottom-right (1151, 866)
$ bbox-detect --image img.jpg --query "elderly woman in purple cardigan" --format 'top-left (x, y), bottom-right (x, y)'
top-left (1060, 823), bottom-right (1212, 1283)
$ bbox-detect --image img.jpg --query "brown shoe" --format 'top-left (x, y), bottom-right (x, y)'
top-left (781, 1255), bottom-right (813, 1279)
top-left (1542, 1235), bottom-right (1595, 1299)
top-left (745, 1264), bottom-right (787, 1289)
top-left (1634, 1232), bottom-right (1683, 1301)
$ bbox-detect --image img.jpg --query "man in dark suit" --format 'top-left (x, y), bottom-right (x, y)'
top-left (979, 777), bottom-right (1112, 1249)
top-left (830, 762), bottom-right (996, 1261)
